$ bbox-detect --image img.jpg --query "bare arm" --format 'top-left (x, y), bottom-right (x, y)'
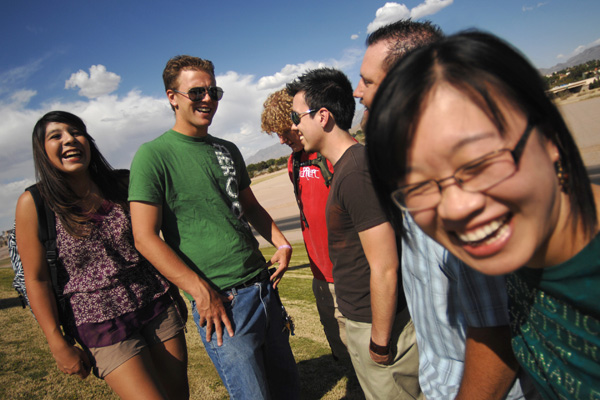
top-left (358, 221), bottom-right (399, 364)
top-left (130, 200), bottom-right (233, 346)
top-left (455, 326), bottom-right (519, 400)
top-left (15, 192), bottom-right (91, 379)
top-left (239, 187), bottom-right (291, 288)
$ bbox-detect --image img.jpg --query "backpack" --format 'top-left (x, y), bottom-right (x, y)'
top-left (8, 184), bottom-right (62, 311)
top-left (292, 152), bottom-right (333, 228)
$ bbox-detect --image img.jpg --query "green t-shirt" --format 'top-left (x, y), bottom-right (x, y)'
top-left (129, 130), bottom-right (265, 295)
top-left (507, 233), bottom-right (600, 399)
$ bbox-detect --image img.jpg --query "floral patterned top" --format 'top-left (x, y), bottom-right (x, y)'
top-left (55, 201), bottom-right (170, 327)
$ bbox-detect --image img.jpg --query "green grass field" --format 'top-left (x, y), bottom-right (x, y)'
top-left (0, 244), bottom-right (363, 399)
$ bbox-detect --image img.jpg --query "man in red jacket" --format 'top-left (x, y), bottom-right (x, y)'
top-left (261, 89), bottom-right (350, 362)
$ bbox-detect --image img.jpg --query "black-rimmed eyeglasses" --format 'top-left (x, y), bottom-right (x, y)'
top-left (172, 86), bottom-right (224, 102)
top-left (391, 119), bottom-right (536, 212)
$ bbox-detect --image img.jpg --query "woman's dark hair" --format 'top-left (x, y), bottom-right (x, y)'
top-left (366, 30), bottom-right (597, 239)
top-left (32, 111), bottom-right (129, 237)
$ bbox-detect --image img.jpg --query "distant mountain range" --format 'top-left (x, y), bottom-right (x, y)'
top-left (245, 143), bottom-right (291, 164)
top-left (539, 44), bottom-right (600, 75)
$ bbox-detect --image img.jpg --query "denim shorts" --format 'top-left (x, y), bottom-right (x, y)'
top-left (87, 302), bottom-right (185, 378)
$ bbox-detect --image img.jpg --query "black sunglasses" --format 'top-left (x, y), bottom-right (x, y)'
top-left (172, 86), bottom-right (224, 101)
top-left (290, 109), bottom-right (317, 125)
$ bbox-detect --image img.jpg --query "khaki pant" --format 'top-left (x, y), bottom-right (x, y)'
top-left (345, 307), bottom-right (422, 400)
top-left (312, 278), bottom-right (350, 362)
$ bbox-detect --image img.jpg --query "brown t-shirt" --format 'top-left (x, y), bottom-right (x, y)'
top-left (326, 143), bottom-right (405, 323)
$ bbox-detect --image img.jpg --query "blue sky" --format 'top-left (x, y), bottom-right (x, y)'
top-left (1, 0), bottom-right (599, 230)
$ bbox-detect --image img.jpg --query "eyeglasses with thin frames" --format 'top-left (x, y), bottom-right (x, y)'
top-left (391, 119), bottom-right (536, 212)
top-left (172, 86), bottom-right (224, 102)
top-left (291, 109), bottom-right (318, 125)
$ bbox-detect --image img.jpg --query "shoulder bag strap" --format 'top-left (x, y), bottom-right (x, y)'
top-left (26, 185), bottom-right (60, 296)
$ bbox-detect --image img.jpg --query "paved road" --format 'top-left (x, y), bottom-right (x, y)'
top-left (250, 170), bottom-right (303, 248)
top-left (560, 96), bottom-right (600, 167)
top-left (560, 97), bottom-right (600, 185)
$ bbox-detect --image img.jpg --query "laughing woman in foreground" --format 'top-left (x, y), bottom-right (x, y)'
top-left (15, 111), bottom-right (189, 399)
top-left (366, 31), bottom-right (600, 399)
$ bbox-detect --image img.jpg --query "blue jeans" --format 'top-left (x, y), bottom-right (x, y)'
top-left (192, 277), bottom-right (300, 400)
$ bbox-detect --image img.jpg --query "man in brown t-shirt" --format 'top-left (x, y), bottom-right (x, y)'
top-left (286, 68), bottom-right (421, 399)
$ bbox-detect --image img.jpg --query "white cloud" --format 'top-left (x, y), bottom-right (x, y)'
top-left (557, 37), bottom-right (600, 60)
top-left (10, 90), bottom-right (37, 106)
top-left (256, 61), bottom-right (329, 91)
top-left (367, 3), bottom-right (410, 33)
top-left (0, 55), bottom-right (364, 230)
top-left (0, 59), bottom-right (44, 96)
top-left (411, 0), bottom-right (454, 20)
top-left (255, 51), bottom-right (361, 93)
top-left (65, 65), bottom-right (121, 99)
top-left (351, 34), bottom-right (359, 40)
top-left (522, 2), bottom-right (547, 12)
top-left (367, 0), bottom-right (453, 33)
top-left (0, 60), bottom-right (43, 85)
top-left (0, 179), bottom-right (36, 226)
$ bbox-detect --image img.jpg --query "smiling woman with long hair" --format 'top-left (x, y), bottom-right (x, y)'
top-left (15, 111), bottom-right (189, 399)
top-left (366, 31), bottom-right (600, 399)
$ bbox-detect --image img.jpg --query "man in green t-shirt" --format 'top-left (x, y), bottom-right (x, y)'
top-left (128, 55), bottom-right (300, 399)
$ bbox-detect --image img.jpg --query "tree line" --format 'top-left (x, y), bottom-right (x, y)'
top-left (544, 59), bottom-right (600, 89)
top-left (247, 155), bottom-right (289, 178)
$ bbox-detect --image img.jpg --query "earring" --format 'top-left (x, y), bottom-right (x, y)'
top-left (554, 159), bottom-right (569, 193)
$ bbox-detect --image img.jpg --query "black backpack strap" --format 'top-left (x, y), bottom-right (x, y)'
top-left (26, 185), bottom-right (60, 296)
top-left (313, 153), bottom-right (333, 187)
top-left (292, 152), bottom-right (309, 228)
top-left (298, 152), bottom-right (334, 187)
top-left (25, 185), bottom-right (74, 344)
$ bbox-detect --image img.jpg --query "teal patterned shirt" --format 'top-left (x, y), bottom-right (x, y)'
top-left (507, 233), bottom-right (600, 399)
